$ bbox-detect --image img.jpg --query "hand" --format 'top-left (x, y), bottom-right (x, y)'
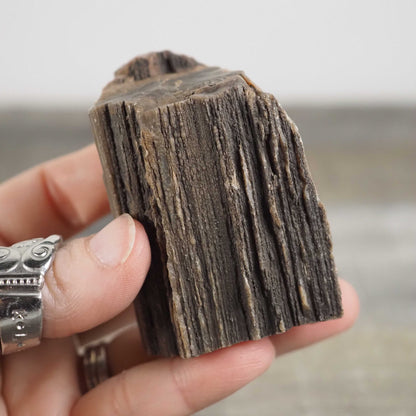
top-left (0, 145), bottom-right (359, 415)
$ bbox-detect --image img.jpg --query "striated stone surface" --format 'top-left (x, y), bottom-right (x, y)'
top-left (89, 51), bottom-right (342, 358)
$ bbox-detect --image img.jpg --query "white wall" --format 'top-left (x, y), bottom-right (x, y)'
top-left (1, 0), bottom-right (415, 106)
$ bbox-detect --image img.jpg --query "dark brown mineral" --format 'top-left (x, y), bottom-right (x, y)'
top-left (89, 51), bottom-right (342, 358)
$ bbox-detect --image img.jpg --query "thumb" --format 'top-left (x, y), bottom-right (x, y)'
top-left (42, 214), bottom-right (150, 338)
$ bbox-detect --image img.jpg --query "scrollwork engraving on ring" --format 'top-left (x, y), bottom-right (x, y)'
top-left (0, 235), bottom-right (62, 354)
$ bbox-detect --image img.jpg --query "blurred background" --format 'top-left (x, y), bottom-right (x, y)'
top-left (1, 0), bottom-right (415, 414)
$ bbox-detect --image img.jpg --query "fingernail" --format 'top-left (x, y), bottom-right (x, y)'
top-left (88, 214), bottom-right (136, 267)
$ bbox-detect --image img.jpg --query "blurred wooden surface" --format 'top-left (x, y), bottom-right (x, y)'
top-left (1, 106), bottom-right (415, 415)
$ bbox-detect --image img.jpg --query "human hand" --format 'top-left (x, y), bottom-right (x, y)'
top-left (0, 145), bottom-right (359, 415)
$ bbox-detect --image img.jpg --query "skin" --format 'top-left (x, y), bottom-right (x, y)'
top-left (0, 145), bottom-right (359, 416)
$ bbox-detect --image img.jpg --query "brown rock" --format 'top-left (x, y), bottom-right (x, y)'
top-left (89, 51), bottom-right (342, 358)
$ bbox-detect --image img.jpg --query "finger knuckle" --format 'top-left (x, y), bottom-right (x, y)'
top-left (38, 164), bottom-right (85, 229)
top-left (170, 358), bottom-right (196, 415)
top-left (109, 371), bottom-right (136, 416)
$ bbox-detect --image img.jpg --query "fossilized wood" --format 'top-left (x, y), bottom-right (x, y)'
top-left (89, 51), bottom-right (342, 358)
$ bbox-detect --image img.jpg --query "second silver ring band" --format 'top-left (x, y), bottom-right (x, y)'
top-left (82, 344), bottom-right (111, 391)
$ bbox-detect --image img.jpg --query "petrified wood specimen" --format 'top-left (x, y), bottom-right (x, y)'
top-left (90, 51), bottom-right (342, 358)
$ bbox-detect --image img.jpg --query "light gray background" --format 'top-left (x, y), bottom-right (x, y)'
top-left (1, 0), bottom-right (415, 106)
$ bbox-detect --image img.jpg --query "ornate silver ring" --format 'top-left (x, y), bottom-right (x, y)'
top-left (0, 235), bottom-right (62, 355)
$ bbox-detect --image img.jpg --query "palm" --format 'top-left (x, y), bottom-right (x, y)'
top-left (0, 145), bottom-right (358, 415)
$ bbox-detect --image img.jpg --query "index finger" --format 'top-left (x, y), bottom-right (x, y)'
top-left (0, 145), bottom-right (109, 245)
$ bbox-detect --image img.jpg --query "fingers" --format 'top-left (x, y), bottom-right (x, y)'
top-left (270, 279), bottom-right (360, 356)
top-left (79, 280), bottom-right (358, 416)
top-left (0, 145), bottom-right (109, 245)
top-left (72, 338), bottom-right (275, 416)
top-left (42, 214), bottom-right (151, 338)
top-left (106, 278), bottom-right (359, 377)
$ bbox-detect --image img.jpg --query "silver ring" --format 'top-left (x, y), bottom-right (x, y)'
top-left (82, 344), bottom-right (111, 391)
top-left (0, 235), bottom-right (62, 355)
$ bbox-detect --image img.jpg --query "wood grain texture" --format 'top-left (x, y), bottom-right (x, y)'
top-left (90, 51), bottom-right (342, 358)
